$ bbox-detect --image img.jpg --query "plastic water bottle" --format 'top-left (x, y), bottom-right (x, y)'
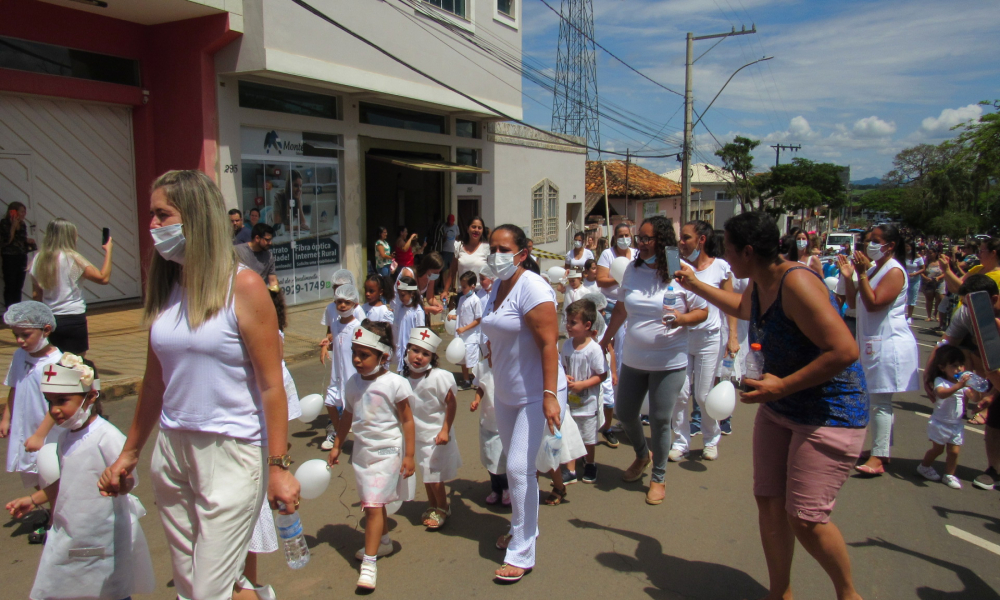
top-left (544, 428), bottom-right (563, 460)
top-left (276, 506), bottom-right (311, 569)
top-left (662, 286), bottom-right (677, 323)
top-left (961, 372), bottom-right (990, 393)
top-left (719, 356), bottom-right (735, 381)
top-left (745, 343), bottom-right (764, 380)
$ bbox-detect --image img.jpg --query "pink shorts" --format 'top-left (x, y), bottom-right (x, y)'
top-left (753, 406), bottom-right (866, 524)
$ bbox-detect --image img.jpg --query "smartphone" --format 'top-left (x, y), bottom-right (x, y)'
top-left (101, 227), bottom-right (110, 245)
top-left (968, 290), bottom-right (1000, 372)
top-left (665, 246), bottom-right (681, 277)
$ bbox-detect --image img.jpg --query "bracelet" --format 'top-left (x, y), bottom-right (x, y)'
top-left (543, 390), bottom-right (558, 398)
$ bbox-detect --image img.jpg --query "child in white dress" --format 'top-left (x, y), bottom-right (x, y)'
top-left (392, 276), bottom-right (426, 371)
top-left (402, 327), bottom-right (461, 529)
top-left (450, 271), bottom-right (483, 388)
top-left (582, 258), bottom-right (599, 292)
top-left (471, 350), bottom-right (509, 506)
top-left (6, 354), bottom-right (155, 600)
top-left (362, 273), bottom-right (394, 324)
top-left (560, 299), bottom-right (607, 485)
top-left (319, 284), bottom-right (362, 451)
top-left (1, 301), bottom-right (63, 542)
top-left (917, 345), bottom-right (973, 489)
top-left (328, 321), bottom-right (416, 591)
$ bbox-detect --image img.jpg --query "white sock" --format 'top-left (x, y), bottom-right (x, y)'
top-left (363, 554), bottom-right (377, 564)
top-left (380, 534), bottom-right (391, 545)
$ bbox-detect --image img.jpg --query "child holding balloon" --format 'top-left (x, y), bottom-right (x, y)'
top-left (7, 354), bottom-right (155, 599)
top-left (328, 321), bottom-right (416, 591)
top-left (402, 327), bottom-right (461, 529)
top-left (448, 271), bottom-right (482, 388)
top-left (319, 284), bottom-right (361, 451)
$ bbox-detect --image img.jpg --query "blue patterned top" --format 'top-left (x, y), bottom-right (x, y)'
top-left (750, 267), bottom-right (869, 428)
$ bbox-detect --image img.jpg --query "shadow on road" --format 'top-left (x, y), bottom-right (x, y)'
top-left (932, 506), bottom-right (1000, 536)
top-left (569, 518), bottom-right (767, 600)
top-left (850, 537), bottom-right (1000, 599)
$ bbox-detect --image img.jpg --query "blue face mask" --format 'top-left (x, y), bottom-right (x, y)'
top-left (685, 248), bottom-right (701, 262)
top-left (643, 254), bottom-right (657, 265)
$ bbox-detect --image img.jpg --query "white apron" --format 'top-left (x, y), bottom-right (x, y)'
top-left (409, 369), bottom-right (462, 483)
top-left (856, 258), bottom-right (919, 393)
top-left (31, 419), bottom-right (154, 600)
top-left (474, 360), bottom-right (507, 474)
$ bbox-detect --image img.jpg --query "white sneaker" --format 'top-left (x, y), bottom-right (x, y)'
top-left (355, 540), bottom-right (394, 560)
top-left (703, 445), bottom-right (719, 461)
top-left (357, 562), bottom-right (377, 590)
top-left (321, 422), bottom-right (336, 451)
top-left (907, 317), bottom-right (913, 325)
top-left (668, 448), bottom-right (687, 462)
top-left (917, 464), bottom-right (941, 481)
top-left (942, 474), bottom-right (962, 489)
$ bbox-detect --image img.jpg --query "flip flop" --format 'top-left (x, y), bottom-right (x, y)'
top-left (854, 464), bottom-right (885, 476)
top-left (494, 564), bottom-right (532, 583)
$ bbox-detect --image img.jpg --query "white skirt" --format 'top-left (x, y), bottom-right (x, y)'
top-left (249, 502), bottom-right (278, 554)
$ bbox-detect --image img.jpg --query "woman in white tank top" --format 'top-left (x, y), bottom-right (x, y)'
top-left (97, 170), bottom-right (300, 600)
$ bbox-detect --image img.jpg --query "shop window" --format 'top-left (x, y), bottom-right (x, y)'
top-left (238, 81), bottom-right (339, 120)
top-left (456, 119), bottom-right (480, 139)
top-left (0, 35), bottom-right (139, 86)
top-left (498, 0), bottom-right (513, 17)
top-left (532, 179), bottom-right (559, 243)
top-left (360, 102), bottom-right (446, 134)
top-left (715, 191), bottom-right (731, 201)
top-left (456, 148), bottom-right (480, 185)
top-left (426, 0), bottom-right (466, 18)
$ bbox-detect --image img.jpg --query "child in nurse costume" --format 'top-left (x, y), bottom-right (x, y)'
top-left (470, 347), bottom-right (510, 507)
top-left (319, 284), bottom-right (362, 451)
top-left (391, 277), bottom-right (425, 371)
top-left (6, 354), bottom-right (154, 600)
top-left (402, 327), bottom-right (461, 530)
top-left (328, 321), bottom-right (416, 591)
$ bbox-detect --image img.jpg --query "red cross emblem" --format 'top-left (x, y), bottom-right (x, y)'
top-left (420, 330), bottom-right (431, 340)
top-left (354, 329), bottom-right (364, 340)
top-left (43, 366), bottom-right (59, 382)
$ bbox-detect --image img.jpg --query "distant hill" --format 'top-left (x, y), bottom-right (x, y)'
top-left (851, 177), bottom-right (882, 186)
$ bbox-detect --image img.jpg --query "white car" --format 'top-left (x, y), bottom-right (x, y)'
top-left (826, 232), bottom-right (857, 254)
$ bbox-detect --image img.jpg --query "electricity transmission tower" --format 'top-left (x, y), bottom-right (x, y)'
top-left (551, 0), bottom-right (600, 155)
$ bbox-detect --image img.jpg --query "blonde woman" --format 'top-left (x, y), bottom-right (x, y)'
top-left (98, 170), bottom-right (300, 600)
top-left (29, 218), bottom-right (113, 355)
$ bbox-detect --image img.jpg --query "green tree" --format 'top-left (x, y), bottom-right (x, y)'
top-left (712, 136), bottom-right (761, 212)
top-left (763, 157), bottom-right (847, 212)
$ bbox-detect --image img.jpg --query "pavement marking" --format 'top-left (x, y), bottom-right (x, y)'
top-left (914, 412), bottom-right (985, 435)
top-left (946, 525), bottom-right (1000, 556)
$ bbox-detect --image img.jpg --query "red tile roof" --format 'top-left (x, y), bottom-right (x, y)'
top-left (586, 160), bottom-right (692, 199)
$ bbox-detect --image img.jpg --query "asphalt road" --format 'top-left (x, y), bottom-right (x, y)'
top-left (2, 300), bottom-right (999, 599)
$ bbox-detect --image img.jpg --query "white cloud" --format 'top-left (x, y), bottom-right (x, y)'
top-left (920, 104), bottom-right (983, 135)
top-left (853, 116), bottom-right (896, 137)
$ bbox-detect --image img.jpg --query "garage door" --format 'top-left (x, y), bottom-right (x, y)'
top-left (0, 94), bottom-right (141, 303)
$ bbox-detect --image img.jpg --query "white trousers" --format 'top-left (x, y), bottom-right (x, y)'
top-left (672, 330), bottom-right (722, 452)
top-left (151, 430), bottom-right (265, 600)
top-left (495, 400), bottom-right (546, 569)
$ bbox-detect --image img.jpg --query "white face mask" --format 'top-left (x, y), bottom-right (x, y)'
top-left (151, 223), bottom-right (186, 264)
top-left (337, 307), bottom-right (354, 318)
top-left (57, 398), bottom-right (93, 431)
top-left (617, 237), bottom-right (632, 249)
top-left (428, 273), bottom-right (440, 281)
top-left (487, 250), bottom-right (524, 281)
top-left (405, 355), bottom-right (431, 373)
top-left (867, 243), bottom-right (885, 261)
top-left (574, 240), bottom-right (583, 249)
top-left (361, 361), bottom-right (384, 377)
top-left (27, 335), bottom-right (48, 354)
top-left (796, 239), bottom-right (808, 250)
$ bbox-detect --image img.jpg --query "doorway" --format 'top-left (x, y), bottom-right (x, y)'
top-left (457, 196), bottom-right (480, 234)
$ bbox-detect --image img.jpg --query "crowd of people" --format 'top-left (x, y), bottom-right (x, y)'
top-left (3, 171), bottom-right (1000, 599)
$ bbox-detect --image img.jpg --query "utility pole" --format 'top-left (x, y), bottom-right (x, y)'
top-left (683, 25), bottom-right (757, 224)
top-left (770, 143), bottom-right (801, 167)
top-left (624, 149), bottom-right (631, 217)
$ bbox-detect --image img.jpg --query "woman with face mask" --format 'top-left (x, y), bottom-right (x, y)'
top-left (565, 231), bottom-right (594, 272)
top-left (599, 216), bottom-right (709, 505)
top-left (479, 224), bottom-right (566, 583)
top-left (837, 224), bottom-right (918, 476)
top-left (786, 228), bottom-right (822, 275)
top-left (98, 170), bottom-right (300, 600)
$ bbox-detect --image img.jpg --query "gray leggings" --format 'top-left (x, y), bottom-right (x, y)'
top-left (616, 364), bottom-right (687, 483)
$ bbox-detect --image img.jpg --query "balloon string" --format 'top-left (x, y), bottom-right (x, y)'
top-left (335, 471), bottom-right (360, 532)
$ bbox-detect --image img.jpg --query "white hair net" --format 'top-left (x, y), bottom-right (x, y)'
top-left (478, 264), bottom-right (494, 279)
top-left (4, 301), bottom-right (56, 330)
top-left (582, 292), bottom-right (608, 312)
top-left (334, 283), bottom-right (360, 304)
top-left (331, 269), bottom-right (356, 287)
top-left (593, 311), bottom-right (606, 335)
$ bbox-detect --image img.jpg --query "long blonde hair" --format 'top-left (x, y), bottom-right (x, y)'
top-left (143, 170), bottom-right (238, 330)
top-left (34, 218), bottom-right (82, 290)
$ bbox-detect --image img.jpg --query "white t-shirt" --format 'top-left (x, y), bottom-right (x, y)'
top-left (326, 317), bottom-right (361, 406)
top-left (443, 224), bottom-right (460, 248)
top-left (4, 348), bottom-right (62, 473)
top-left (457, 291), bottom-right (483, 330)
top-left (454, 241), bottom-right (490, 281)
top-left (407, 368), bottom-right (458, 443)
top-left (320, 303), bottom-right (365, 327)
top-left (561, 338), bottom-right (605, 416)
top-left (597, 248), bottom-right (635, 301)
top-left (30, 252), bottom-right (92, 316)
top-left (566, 248), bottom-right (595, 270)
top-left (583, 279), bottom-right (598, 292)
top-left (481, 270), bottom-right (567, 406)
top-left (344, 372), bottom-right (414, 447)
top-left (618, 262), bottom-right (706, 371)
top-left (905, 257), bottom-right (925, 275)
top-left (690, 258), bottom-right (731, 332)
top-left (363, 303), bottom-right (393, 324)
top-left (933, 376), bottom-right (967, 424)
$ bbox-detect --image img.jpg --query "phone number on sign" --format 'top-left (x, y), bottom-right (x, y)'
top-left (283, 281), bottom-right (330, 295)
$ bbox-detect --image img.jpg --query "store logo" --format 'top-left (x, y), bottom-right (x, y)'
top-left (264, 130), bottom-right (282, 154)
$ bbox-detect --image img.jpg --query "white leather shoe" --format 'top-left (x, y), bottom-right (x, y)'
top-left (357, 562), bottom-right (377, 589)
top-left (355, 540), bottom-right (393, 560)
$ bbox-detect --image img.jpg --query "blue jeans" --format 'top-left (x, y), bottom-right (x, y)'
top-left (378, 265), bottom-right (391, 277)
top-left (441, 251), bottom-right (454, 270)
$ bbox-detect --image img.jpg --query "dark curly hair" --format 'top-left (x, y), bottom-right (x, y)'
top-left (633, 215), bottom-right (677, 284)
top-left (400, 344), bottom-right (440, 377)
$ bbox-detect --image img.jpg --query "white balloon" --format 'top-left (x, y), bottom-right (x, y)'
top-left (444, 310), bottom-right (458, 335)
top-left (610, 256), bottom-right (630, 285)
top-left (295, 459), bottom-right (332, 500)
top-left (297, 394), bottom-right (324, 423)
top-left (445, 337), bottom-right (467, 364)
top-left (386, 500), bottom-right (403, 515)
top-left (705, 380), bottom-right (737, 421)
top-left (37, 443), bottom-right (60, 488)
top-left (546, 266), bottom-right (566, 285)
top-left (824, 276), bottom-right (839, 292)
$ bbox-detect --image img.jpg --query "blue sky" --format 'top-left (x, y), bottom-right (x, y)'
top-left (520, 0), bottom-right (1000, 180)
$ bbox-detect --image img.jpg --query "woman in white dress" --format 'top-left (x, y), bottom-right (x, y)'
top-left (838, 224), bottom-right (918, 476)
top-left (565, 231), bottom-right (595, 271)
top-left (443, 216), bottom-right (489, 299)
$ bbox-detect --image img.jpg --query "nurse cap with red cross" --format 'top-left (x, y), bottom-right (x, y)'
top-left (353, 326), bottom-right (392, 356)
top-left (408, 327), bottom-right (441, 353)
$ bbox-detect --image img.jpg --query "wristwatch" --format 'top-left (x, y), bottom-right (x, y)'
top-left (267, 454), bottom-right (293, 469)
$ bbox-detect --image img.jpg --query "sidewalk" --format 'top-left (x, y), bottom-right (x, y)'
top-left (0, 299), bottom-right (332, 401)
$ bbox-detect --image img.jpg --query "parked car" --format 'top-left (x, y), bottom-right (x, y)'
top-left (826, 231), bottom-right (857, 254)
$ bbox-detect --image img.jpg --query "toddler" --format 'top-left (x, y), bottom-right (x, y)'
top-left (917, 345), bottom-right (973, 489)
top-left (450, 271), bottom-right (483, 388)
top-left (560, 299), bottom-right (607, 484)
top-left (319, 284), bottom-right (361, 450)
top-left (362, 273), bottom-right (394, 324)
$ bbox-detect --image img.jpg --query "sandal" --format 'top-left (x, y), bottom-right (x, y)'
top-left (27, 526), bottom-right (46, 544)
top-left (424, 506), bottom-right (449, 530)
top-left (543, 486), bottom-right (566, 506)
top-left (854, 464), bottom-right (885, 476)
top-left (496, 533), bottom-right (513, 550)
top-left (969, 413), bottom-right (988, 425)
top-left (494, 563), bottom-right (532, 583)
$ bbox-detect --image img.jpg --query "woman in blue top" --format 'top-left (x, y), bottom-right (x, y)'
top-left (675, 211), bottom-right (868, 600)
